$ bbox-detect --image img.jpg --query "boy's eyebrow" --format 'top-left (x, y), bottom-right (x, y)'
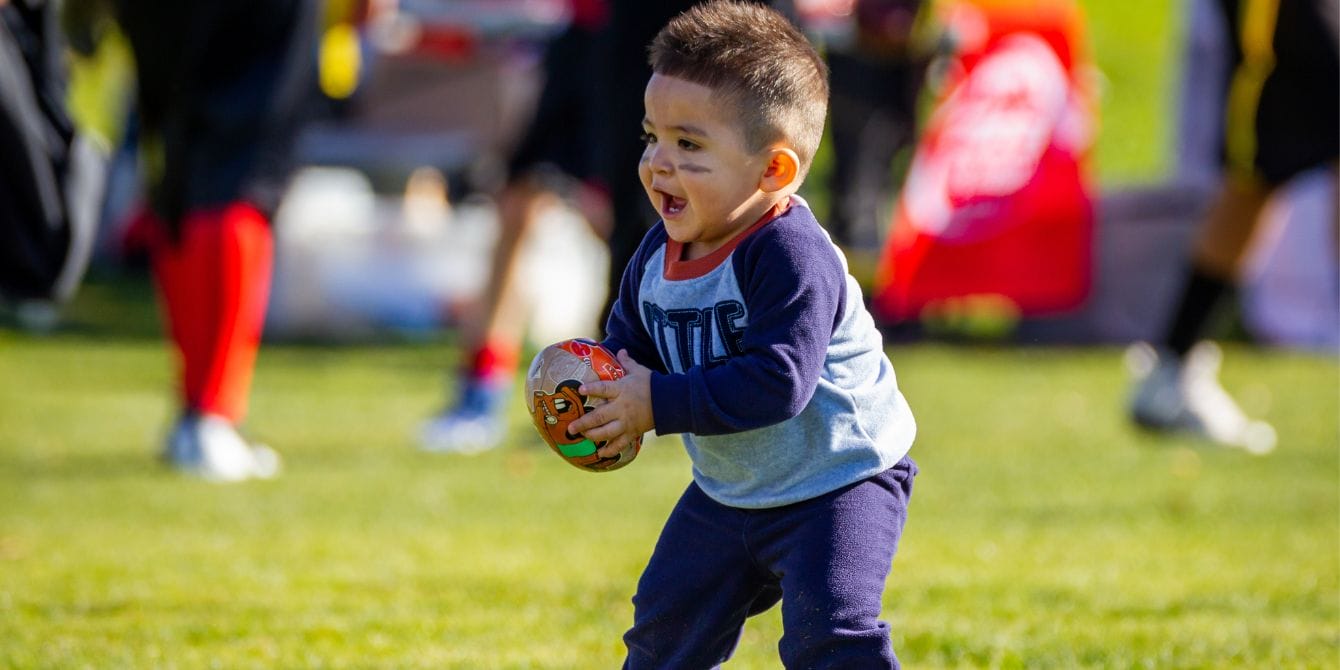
top-left (671, 124), bottom-right (710, 137)
top-left (642, 117), bottom-right (711, 138)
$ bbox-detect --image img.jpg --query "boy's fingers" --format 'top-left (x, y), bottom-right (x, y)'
top-left (583, 417), bottom-right (621, 445)
top-left (570, 405), bottom-right (611, 436)
top-left (579, 380), bottom-right (616, 398)
top-left (597, 432), bottom-right (629, 458)
top-left (568, 410), bottom-right (598, 435)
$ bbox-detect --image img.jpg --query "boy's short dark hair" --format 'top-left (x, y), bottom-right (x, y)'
top-left (649, 1), bottom-right (829, 176)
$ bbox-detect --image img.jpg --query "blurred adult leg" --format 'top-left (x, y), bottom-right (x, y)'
top-left (115, 0), bottom-right (317, 479)
top-left (149, 203), bottom-right (280, 480)
top-left (1128, 0), bottom-right (1337, 453)
top-left (420, 10), bottom-right (612, 453)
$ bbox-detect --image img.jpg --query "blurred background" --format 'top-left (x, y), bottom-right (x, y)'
top-left (32, 0), bottom-right (1333, 350)
top-left (0, 0), bottom-right (1336, 667)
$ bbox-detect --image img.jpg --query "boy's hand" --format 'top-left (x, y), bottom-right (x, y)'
top-left (569, 350), bottom-right (654, 457)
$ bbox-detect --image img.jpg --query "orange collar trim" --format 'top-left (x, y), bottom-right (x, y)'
top-left (664, 199), bottom-right (791, 280)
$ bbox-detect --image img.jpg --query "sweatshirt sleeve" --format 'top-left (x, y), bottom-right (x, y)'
top-left (601, 224), bottom-right (669, 374)
top-left (650, 218), bottom-right (847, 436)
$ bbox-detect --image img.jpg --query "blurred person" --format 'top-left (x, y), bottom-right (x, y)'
top-left (418, 0), bottom-right (615, 453)
top-left (0, 0), bottom-right (103, 329)
top-left (103, 0), bottom-right (321, 480)
top-left (1126, 0), bottom-right (1338, 454)
top-left (420, 0), bottom-right (733, 454)
top-left (824, 0), bottom-right (930, 267)
top-left (566, 4), bottom-right (917, 663)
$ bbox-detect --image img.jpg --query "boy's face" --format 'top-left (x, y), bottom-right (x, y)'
top-left (639, 73), bottom-right (775, 258)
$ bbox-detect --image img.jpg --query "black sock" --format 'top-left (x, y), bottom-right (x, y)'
top-left (1163, 266), bottom-right (1233, 357)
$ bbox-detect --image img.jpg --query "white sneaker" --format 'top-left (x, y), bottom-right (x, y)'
top-left (1126, 341), bottom-right (1277, 455)
top-left (162, 413), bottom-right (282, 481)
top-left (419, 409), bottom-right (504, 454)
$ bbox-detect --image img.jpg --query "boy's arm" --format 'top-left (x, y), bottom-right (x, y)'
top-left (652, 223), bottom-right (845, 436)
top-left (575, 217), bottom-right (846, 445)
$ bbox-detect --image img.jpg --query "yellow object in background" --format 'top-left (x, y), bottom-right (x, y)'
top-left (319, 22), bottom-right (362, 100)
top-left (65, 26), bottom-right (133, 149)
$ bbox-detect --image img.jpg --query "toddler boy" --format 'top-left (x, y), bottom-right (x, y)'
top-left (568, 2), bottom-right (919, 666)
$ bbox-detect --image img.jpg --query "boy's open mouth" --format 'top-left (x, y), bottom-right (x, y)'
top-left (658, 191), bottom-right (687, 216)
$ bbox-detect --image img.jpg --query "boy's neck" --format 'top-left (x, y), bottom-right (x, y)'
top-left (682, 195), bottom-right (792, 262)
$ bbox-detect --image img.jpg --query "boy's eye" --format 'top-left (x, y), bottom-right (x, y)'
top-left (677, 139), bottom-right (698, 150)
top-left (640, 132), bottom-right (656, 145)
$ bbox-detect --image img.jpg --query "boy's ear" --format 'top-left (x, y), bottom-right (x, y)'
top-left (759, 148), bottom-right (800, 193)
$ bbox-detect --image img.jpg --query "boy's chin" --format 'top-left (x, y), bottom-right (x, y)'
top-left (662, 219), bottom-right (699, 241)
top-left (665, 230), bottom-right (692, 244)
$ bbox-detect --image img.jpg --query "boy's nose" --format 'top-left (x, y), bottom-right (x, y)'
top-left (647, 146), bottom-right (673, 175)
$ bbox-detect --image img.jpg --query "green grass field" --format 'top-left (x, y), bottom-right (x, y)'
top-left (2, 275), bottom-right (1337, 668)
top-left (5, 2), bottom-right (1338, 667)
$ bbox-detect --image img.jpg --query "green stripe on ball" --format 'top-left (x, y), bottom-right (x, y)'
top-left (558, 439), bottom-right (598, 458)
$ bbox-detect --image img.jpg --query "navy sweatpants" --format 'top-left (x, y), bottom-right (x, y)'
top-left (623, 457), bottom-right (917, 669)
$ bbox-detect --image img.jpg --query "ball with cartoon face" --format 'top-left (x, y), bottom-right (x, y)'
top-left (524, 338), bottom-right (641, 472)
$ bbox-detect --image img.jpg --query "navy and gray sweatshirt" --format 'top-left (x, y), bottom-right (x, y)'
top-left (603, 197), bottom-right (915, 509)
